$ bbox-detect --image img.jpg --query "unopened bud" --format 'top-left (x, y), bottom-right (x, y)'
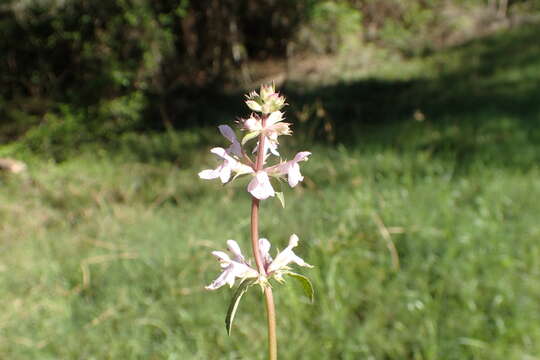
top-left (260, 83), bottom-right (276, 100)
top-left (245, 99), bottom-right (262, 112)
top-left (262, 93), bottom-right (286, 114)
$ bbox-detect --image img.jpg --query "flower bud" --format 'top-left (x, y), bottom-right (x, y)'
top-left (261, 93), bottom-right (286, 114)
top-left (260, 83), bottom-right (276, 100)
top-left (245, 84), bottom-right (287, 114)
top-left (245, 99), bottom-right (262, 112)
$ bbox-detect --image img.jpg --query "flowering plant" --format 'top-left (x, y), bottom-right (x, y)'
top-left (199, 84), bottom-right (314, 359)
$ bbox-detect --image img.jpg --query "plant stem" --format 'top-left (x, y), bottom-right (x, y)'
top-left (264, 287), bottom-right (277, 360)
top-left (251, 198), bottom-right (265, 274)
top-left (250, 114), bottom-right (277, 360)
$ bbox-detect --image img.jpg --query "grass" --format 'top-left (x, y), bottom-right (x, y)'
top-left (1, 24), bottom-right (540, 359)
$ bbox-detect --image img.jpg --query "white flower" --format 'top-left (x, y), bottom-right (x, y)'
top-left (198, 147), bottom-right (254, 183)
top-left (205, 240), bottom-right (259, 290)
top-left (244, 151), bottom-right (311, 200)
top-left (199, 147), bottom-right (310, 200)
top-left (247, 171), bottom-right (275, 200)
top-left (266, 151), bottom-right (311, 187)
top-left (206, 235), bottom-right (312, 290)
top-left (242, 112), bottom-right (291, 158)
top-left (265, 234), bottom-right (313, 275)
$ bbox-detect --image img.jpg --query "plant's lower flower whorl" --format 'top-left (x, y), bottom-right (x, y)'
top-left (205, 235), bottom-right (312, 290)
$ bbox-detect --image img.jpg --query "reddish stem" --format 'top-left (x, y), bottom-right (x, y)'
top-left (249, 114), bottom-right (278, 360)
top-left (264, 287), bottom-right (277, 360)
top-left (251, 115), bottom-right (268, 275)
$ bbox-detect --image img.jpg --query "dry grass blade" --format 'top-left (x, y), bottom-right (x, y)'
top-left (372, 212), bottom-right (400, 270)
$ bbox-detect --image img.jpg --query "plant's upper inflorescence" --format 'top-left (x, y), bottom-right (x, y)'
top-left (198, 84), bottom-right (311, 200)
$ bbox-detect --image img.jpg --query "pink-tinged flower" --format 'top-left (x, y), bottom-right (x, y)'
top-left (259, 238), bottom-right (273, 265)
top-left (205, 236), bottom-right (312, 290)
top-left (267, 151), bottom-right (311, 187)
top-left (242, 112), bottom-right (291, 140)
top-left (218, 125), bottom-right (242, 157)
top-left (247, 171), bottom-right (275, 200)
top-left (242, 111), bottom-right (291, 159)
top-left (245, 151), bottom-right (311, 200)
top-left (205, 240), bottom-right (259, 290)
top-left (261, 235), bottom-right (312, 274)
top-left (241, 114), bottom-right (262, 133)
top-left (263, 111), bottom-right (292, 145)
top-left (266, 234), bottom-right (313, 274)
top-left (199, 147), bottom-right (253, 183)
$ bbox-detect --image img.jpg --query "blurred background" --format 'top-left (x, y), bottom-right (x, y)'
top-left (1, 0), bottom-right (540, 358)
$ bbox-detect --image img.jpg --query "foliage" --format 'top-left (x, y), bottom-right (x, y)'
top-left (0, 0), bottom-right (314, 147)
top-left (1, 0), bottom-right (539, 150)
top-left (297, 1), bottom-right (363, 54)
top-left (11, 92), bottom-right (147, 161)
top-left (0, 0), bottom-right (178, 153)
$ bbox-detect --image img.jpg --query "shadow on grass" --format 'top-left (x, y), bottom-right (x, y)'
top-left (116, 24), bottom-right (540, 172)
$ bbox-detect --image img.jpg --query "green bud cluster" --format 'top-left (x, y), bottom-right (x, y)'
top-left (245, 83), bottom-right (287, 114)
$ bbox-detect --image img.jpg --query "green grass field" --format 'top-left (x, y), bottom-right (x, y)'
top-left (1, 24), bottom-right (539, 359)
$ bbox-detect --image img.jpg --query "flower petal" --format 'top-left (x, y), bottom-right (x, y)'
top-left (209, 147), bottom-right (229, 159)
top-left (293, 151), bottom-right (311, 163)
top-left (259, 238), bottom-right (273, 266)
top-left (268, 122), bottom-right (291, 137)
top-left (219, 125), bottom-right (242, 157)
top-left (200, 147), bottom-right (253, 184)
top-left (267, 234), bottom-right (312, 273)
top-left (247, 171), bottom-right (275, 200)
top-left (197, 148), bottom-right (232, 183)
top-left (198, 169), bottom-right (220, 180)
top-left (287, 163), bottom-right (302, 187)
top-left (227, 240), bottom-right (245, 262)
top-left (205, 268), bottom-right (233, 290)
top-left (266, 138), bottom-right (280, 157)
top-left (266, 111), bottom-right (283, 126)
top-left (206, 251), bottom-right (258, 290)
top-left (205, 262), bottom-right (257, 290)
top-left (265, 151), bottom-right (310, 187)
top-left (246, 100), bottom-right (262, 112)
top-left (211, 251), bottom-right (231, 263)
top-left (243, 115), bottom-right (263, 132)
top-left (219, 165), bottom-right (232, 183)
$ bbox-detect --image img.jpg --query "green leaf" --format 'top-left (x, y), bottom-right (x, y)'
top-left (286, 272), bottom-right (314, 303)
top-left (276, 191), bottom-right (285, 208)
top-left (270, 177), bottom-right (286, 208)
top-left (242, 131), bottom-right (260, 145)
top-left (225, 278), bottom-right (256, 335)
